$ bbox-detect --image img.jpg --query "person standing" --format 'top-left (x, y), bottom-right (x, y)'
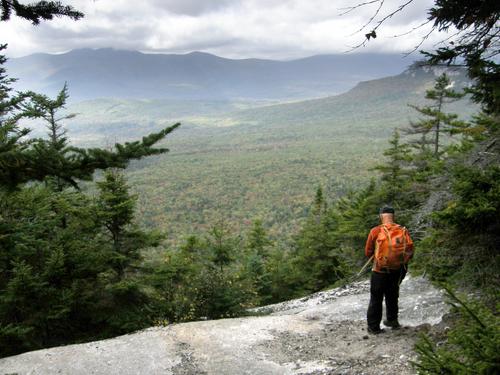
top-left (365, 206), bottom-right (414, 334)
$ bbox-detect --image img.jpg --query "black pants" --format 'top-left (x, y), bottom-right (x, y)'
top-left (367, 268), bottom-right (406, 330)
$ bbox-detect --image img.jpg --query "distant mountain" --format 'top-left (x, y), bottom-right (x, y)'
top-left (6, 48), bottom-right (417, 101)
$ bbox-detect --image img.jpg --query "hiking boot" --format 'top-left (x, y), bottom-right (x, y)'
top-left (367, 326), bottom-right (385, 334)
top-left (383, 320), bottom-right (401, 329)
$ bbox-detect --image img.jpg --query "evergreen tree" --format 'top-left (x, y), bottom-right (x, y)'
top-left (312, 186), bottom-right (327, 219)
top-left (0, 186), bottom-right (108, 355)
top-left (0, 173), bottom-right (164, 357)
top-left (0, 44), bottom-right (31, 189)
top-left (264, 246), bottom-right (302, 302)
top-left (400, 3), bottom-right (500, 372)
top-left (149, 221), bottom-right (251, 320)
top-left (96, 170), bottom-right (159, 277)
top-left (292, 188), bottom-right (347, 292)
top-left (374, 129), bottom-right (413, 204)
top-left (146, 236), bottom-right (204, 323)
top-left (406, 73), bottom-right (466, 159)
top-left (336, 180), bottom-right (381, 253)
top-left (20, 84), bottom-right (76, 191)
top-left (179, 235), bottom-right (205, 264)
top-left (207, 219), bottom-right (236, 272)
top-left (242, 219), bottom-right (273, 304)
top-left (247, 219), bottom-right (271, 258)
top-left (22, 83), bottom-right (74, 146)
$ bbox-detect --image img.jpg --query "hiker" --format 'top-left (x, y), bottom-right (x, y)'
top-left (365, 206), bottom-right (413, 334)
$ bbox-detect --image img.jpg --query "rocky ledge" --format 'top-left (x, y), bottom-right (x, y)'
top-left (0, 275), bottom-right (448, 375)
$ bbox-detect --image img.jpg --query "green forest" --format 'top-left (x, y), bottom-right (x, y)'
top-left (0, 1), bottom-right (499, 374)
top-left (62, 63), bottom-right (477, 247)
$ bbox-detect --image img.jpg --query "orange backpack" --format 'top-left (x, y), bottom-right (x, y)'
top-left (374, 224), bottom-right (409, 270)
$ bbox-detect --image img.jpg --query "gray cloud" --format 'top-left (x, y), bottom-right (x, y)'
top-left (0, 0), bottom-right (441, 59)
top-left (152, 0), bottom-right (235, 16)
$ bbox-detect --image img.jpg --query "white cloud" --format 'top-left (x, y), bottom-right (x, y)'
top-left (0, 0), bottom-right (441, 59)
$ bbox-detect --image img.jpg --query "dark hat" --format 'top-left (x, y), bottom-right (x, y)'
top-left (379, 206), bottom-right (395, 214)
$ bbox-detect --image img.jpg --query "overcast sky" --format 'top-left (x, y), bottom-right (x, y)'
top-left (0, 0), bottom-right (442, 59)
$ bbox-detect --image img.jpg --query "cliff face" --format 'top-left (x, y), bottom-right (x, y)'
top-left (0, 276), bottom-right (448, 375)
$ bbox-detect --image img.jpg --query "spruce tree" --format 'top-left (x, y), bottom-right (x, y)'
top-left (406, 73), bottom-right (466, 159)
top-left (0, 44), bottom-right (31, 189)
top-left (20, 84), bottom-right (76, 190)
top-left (374, 129), bottom-right (412, 204)
top-left (0, 185), bottom-right (111, 356)
top-left (96, 170), bottom-right (155, 277)
top-left (193, 222), bottom-right (252, 319)
top-left (336, 180), bottom-right (380, 253)
top-left (247, 219), bottom-right (271, 258)
top-left (293, 188), bottom-right (346, 292)
top-left (207, 219), bottom-right (236, 272)
top-left (243, 219), bottom-right (273, 304)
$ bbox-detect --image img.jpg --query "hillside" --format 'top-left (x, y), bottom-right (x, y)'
top-left (0, 276), bottom-right (448, 375)
top-left (6, 48), bottom-right (416, 101)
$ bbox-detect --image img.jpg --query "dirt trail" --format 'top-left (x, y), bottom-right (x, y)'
top-left (0, 275), bottom-right (448, 375)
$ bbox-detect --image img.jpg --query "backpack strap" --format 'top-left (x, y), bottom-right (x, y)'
top-left (381, 224), bottom-right (393, 257)
top-left (402, 226), bottom-right (407, 264)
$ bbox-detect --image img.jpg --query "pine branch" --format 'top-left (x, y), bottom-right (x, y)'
top-left (442, 284), bottom-right (486, 329)
top-left (1, 0), bottom-right (84, 24)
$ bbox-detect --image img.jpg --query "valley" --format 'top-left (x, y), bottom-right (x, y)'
top-left (53, 65), bottom-right (477, 246)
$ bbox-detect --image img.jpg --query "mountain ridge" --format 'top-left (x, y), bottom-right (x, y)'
top-left (6, 48), bottom-right (417, 101)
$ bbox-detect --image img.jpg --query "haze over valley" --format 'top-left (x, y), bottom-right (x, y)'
top-left (8, 48), bottom-right (416, 101)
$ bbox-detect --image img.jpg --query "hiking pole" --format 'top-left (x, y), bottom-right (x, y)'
top-left (355, 255), bottom-right (374, 278)
top-left (337, 255), bottom-right (374, 289)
